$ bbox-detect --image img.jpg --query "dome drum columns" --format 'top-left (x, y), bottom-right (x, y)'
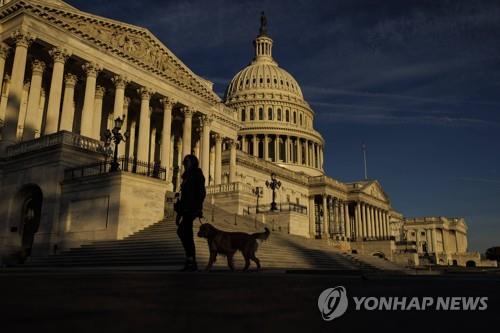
top-left (237, 133), bottom-right (323, 171)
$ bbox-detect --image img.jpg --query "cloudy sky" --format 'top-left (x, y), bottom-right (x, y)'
top-left (66, 0), bottom-right (500, 252)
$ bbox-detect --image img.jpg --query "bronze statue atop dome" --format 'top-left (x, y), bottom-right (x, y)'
top-left (259, 11), bottom-right (268, 36)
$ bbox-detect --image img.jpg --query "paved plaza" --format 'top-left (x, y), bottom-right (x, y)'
top-left (1, 269), bottom-right (499, 332)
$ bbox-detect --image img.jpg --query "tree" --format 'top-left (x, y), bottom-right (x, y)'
top-left (485, 247), bottom-right (500, 261)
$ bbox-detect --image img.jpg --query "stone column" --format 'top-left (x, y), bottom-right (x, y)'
top-left (441, 229), bottom-right (448, 255)
top-left (369, 206), bottom-right (375, 238)
top-left (111, 75), bottom-right (128, 155)
top-left (304, 140), bottom-right (310, 166)
top-left (312, 143), bottom-right (317, 168)
top-left (344, 202), bottom-right (351, 240)
top-left (209, 145), bottom-right (215, 185)
top-left (1, 30), bottom-right (33, 149)
top-left (16, 82), bottom-right (29, 140)
top-left (80, 62), bottom-right (101, 138)
top-left (355, 202), bottom-right (361, 239)
top-left (0, 43), bottom-right (9, 97)
top-left (193, 133), bottom-right (200, 159)
top-left (241, 135), bottom-right (247, 153)
top-left (214, 133), bottom-right (222, 185)
top-left (322, 195), bottom-right (328, 238)
top-left (181, 107), bottom-right (193, 159)
top-left (297, 139), bottom-right (302, 165)
top-left (263, 135), bottom-right (269, 160)
top-left (137, 87), bottom-right (153, 162)
top-left (0, 75), bottom-right (11, 127)
top-left (44, 47), bottom-right (69, 135)
top-left (201, 115), bottom-right (212, 185)
top-left (337, 200), bottom-right (345, 237)
top-left (23, 60), bottom-right (45, 140)
top-left (432, 228), bottom-right (438, 254)
top-left (359, 203), bottom-right (366, 238)
top-left (309, 196), bottom-right (316, 238)
top-left (274, 135), bottom-right (279, 162)
top-left (92, 86), bottom-right (105, 140)
top-left (319, 146), bottom-right (324, 170)
top-left (253, 134), bottom-right (258, 157)
top-left (372, 208), bottom-right (378, 239)
top-left (285, 135), bottom-right (290, 163)
top-left (160, 98), bottom-right (174, 182)
top-left (34, 90), bottom-right (45, 138)
top-left (149, 127), bottom-right (156, 165)
top-left (128, 120), bottom-right (136, 159)
top-left (377, 209), bottom-right (383, 239)
top-left (228, 139), bottom-right (237, 183)
top-left (59, 73), bottom-right (77, 132)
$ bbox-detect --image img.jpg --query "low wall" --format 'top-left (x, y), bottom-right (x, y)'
top-left (350, 240), bottom-right (395, 260)
top-left (57, 172), bottom-right (167, 251)
top-left (258, 210), bottom-right (309, 238)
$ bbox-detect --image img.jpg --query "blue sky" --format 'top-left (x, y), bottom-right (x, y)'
top-left (66, 0), bottom-right (500, 252)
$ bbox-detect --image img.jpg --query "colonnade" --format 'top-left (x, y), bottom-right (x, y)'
top-left (0, 30), bottom-right (237, 187)
top-left (310, 195), bottom-right (391, 241)
top-left (239, 133), bottom-right (323, 169)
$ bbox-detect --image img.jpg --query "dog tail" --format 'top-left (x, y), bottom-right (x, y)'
top-left (252, 227), bottom-right (270, 241)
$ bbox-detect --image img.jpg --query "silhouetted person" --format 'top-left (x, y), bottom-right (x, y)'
top-left (175, 154), bottom-right (206, 271)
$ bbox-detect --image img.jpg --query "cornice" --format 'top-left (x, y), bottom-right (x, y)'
top-left (0, 0), bottom-right (220, 104)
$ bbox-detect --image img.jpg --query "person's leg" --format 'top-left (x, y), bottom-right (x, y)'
top-left (182, 215), bottom-right (196, 262)
top-left (176, 215), bottom-right (197, 270)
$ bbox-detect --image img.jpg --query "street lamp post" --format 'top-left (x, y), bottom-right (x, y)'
top-left (252, 186), bottom-right (263, 213)
top-left (265, 173), bottom-right (281, 211)
top-left (104, 116), bottom-right (127, 172)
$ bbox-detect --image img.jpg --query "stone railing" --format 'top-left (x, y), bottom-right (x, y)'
top-left (6, 130), bottom-right (106, 157)
top-left (206, 181), bottom-right (254, 195)
top-left (308, 175), bottom-right (347, 191)
top-left (245, 202), bottom-right (308, 215)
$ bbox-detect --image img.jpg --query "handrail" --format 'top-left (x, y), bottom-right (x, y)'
top-left (6, 130), bottom-right (106, 157)
top-left (64, 157), bottom-right (166, 181)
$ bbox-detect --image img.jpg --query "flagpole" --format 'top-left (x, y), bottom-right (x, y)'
top-left (362, 143), bottom-right (368, 180)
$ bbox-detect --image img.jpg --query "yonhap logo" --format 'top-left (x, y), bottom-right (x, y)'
top-left (318, 286), bottom-right (348, 321)
top-left (318, 286), bottom-right (488, 321)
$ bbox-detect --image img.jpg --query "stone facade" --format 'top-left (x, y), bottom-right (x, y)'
top-left (0, 0), bottom-right (493, 268)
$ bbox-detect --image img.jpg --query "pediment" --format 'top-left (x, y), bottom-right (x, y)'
top-left (3, 0), bottom-right (220, 103)
top-left (361, 181), bottom-right (390, 202)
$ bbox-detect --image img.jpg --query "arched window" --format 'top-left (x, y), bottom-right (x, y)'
top-left (250, 108), bottom-right (255, 120)
top-left (268, 108), bottom-right (273, 120)
top-left (299, 113), bottom-right (303, 126)
top-left (258, 108), bottom-right (263, 120)
top-left (267, 78), bottom-right (270, 84)
top-left (260, 78), bottom-right (263, 83)
top-left (274, 78), bottom-right (277, 84)
top-left (285, 110), bottom-right (290, 122)
top-left (293, 111), bottom-right (297, 124)
top-left (277, 109), bottom-right (282, 121)
top-left (241, 109), bottom-right (246, 121)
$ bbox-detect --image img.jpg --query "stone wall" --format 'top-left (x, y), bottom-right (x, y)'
top-left (58, 172), bottom-right (167, 251)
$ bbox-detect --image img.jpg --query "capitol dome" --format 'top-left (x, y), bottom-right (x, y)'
top-left (225, 57), bottom-right (304, 101)
top-left (225, 13), bottom-right (325, 176)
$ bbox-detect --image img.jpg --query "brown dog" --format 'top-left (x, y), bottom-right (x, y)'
top-left (197, 223), bottom-right (270, 271)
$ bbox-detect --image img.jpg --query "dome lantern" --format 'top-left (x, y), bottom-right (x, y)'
top-left (253, 12), bottom-right (274, 63)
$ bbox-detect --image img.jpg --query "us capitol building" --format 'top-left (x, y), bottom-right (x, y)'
top-left (0, 0), bottom-right (494, 268)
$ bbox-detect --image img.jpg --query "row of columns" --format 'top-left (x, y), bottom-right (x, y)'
top-left (239, 134), bottom-right (323, 169)
top-left (321, 196), bottom-right (351, 240)
top-left (353, 202), bottom-right (390, 240)
top-left (309, 195), bottom-right (391, 241)
top-left (0, 29), bottom-right (238, 188)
